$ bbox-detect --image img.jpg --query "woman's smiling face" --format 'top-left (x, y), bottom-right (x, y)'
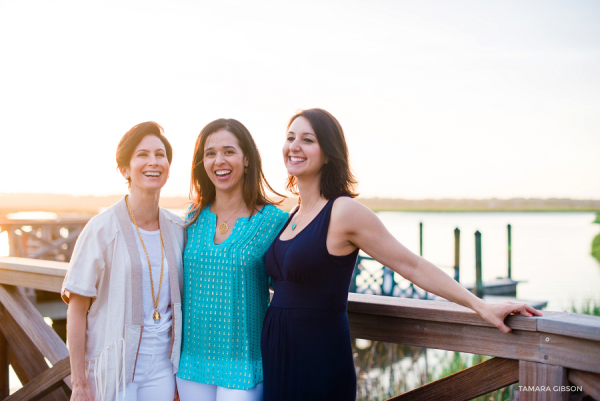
top-left (203, 129), bottom-right (248, 195)
top-left (123, 134), bottom-right (170, 192)
top-left (283, 116), bottom-right (327, 179)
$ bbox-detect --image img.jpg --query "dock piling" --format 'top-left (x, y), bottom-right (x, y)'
top-left (475, 231), bottom-right (484, 298)
top-left (419, 222), bottom-right (423, 257)
top-left (507, 224), bottom-right (512, 279)
top-left (454, 228), bottom-right (460, 282)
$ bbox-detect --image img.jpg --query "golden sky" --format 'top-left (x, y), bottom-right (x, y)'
top-left (1, 0), bottom-right (599, 199)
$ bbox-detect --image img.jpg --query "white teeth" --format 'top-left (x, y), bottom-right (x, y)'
top-left (290, 157), bottom-right (305, 162)
top-left (144, 172), bottom-right (160, 177)
top-left (215, 170), bottom-right (232, 176)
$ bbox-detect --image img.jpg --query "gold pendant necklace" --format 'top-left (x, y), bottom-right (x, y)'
top-left (126, 195), bottom-right (164, 324)
top-left (216, 203), bottom-right (246, 234)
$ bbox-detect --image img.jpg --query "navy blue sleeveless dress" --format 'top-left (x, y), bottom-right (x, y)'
top-left (261, 196), bottom-right (359, 401)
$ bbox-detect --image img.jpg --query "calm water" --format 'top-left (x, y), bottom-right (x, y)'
top-left (374, 211), bottom-right (600, 311)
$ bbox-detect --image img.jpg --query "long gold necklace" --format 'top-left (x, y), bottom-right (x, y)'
top-left (216, 203), bottom-right (246, 234)
top-left (126, 195), bottom-right (164, 324)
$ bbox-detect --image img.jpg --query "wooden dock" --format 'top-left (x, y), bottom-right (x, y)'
top-left (0, 217), bottom-right (91, 262)
top-left (351, 255), bottom-right (548, 309)
top-left (1, 256), bottom-right (599, 400)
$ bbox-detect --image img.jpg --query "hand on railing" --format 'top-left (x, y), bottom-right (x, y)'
top-left (477, 301), bottom-right (543, 334)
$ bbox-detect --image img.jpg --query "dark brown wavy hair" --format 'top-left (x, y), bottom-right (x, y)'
top-left (187, 118), bottom-right (284, 225)
top-left (116, 121), bottom-right (172, 188)
top-left (286, 108), bottom-right (358, 199)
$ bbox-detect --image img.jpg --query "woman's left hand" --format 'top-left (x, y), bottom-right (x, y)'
top-left (477, 302), bottom-right (543, 334)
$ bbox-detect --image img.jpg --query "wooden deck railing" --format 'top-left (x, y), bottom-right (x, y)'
top-left (1, 256), bottom-right (599, 401)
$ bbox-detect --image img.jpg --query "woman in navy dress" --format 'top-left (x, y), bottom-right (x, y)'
top-left (261, 108), bottom-right (542, 400)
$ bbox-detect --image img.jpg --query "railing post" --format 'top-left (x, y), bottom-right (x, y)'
top-left (507, 223), bottom-right (512, 279)
top-left (419, 222), bottom-right (423, 257)
top-left (475, 231), bottom-right (484, 298)
top-left (519, 360), bottom-right (569, 401)
top-left (453, 228), bottom-right (460, 282)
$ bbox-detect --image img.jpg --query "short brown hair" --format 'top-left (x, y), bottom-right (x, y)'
top-left (286, 109), bottom-right (358, 199)
top-left (188, 118), bottom-right (284, 224)
top-left (116, 121), bottom-right (173, 187)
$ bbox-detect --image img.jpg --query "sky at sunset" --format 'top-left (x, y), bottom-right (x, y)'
top-left (1, 0), bottom-right (599, 199)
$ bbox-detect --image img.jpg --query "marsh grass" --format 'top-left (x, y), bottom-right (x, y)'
top-left (592, 213), bottom-right (600, 264)
top-left (571, 299), bottom-right (600, 316)
top-left (434, 352), bottom-right (517, 401)
top-left (353, 340), bottom-right (517, 401)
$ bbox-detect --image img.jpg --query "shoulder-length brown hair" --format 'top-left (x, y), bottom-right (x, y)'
top-left (116, 121), bottom-right (172, 188)
top-left (286, 108), bottom-right (358, 199)
top-left (188, 118), bottom-right (284, 224)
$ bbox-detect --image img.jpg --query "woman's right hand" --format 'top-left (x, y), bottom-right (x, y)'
top-left (70, 382), bottom-right (93, 401)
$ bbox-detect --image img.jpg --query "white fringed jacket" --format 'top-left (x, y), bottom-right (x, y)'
top-left (61, 196), bottom-right (185, 401)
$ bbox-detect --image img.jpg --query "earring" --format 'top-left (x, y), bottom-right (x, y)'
top-left (125, 174), bottom-right (129, 178)
top-left (244, 167), bottom-right (248, 174)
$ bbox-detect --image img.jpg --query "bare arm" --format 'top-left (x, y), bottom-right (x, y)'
top-left (67, 294), bottom-right (94, 401)
top-left (330, 198), bottom-right (542, 333)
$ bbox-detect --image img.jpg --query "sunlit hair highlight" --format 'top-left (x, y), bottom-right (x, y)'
top-left (286, 108), bottom-right (358, 200)
top-left (187, 118), bottom-right (285, 225)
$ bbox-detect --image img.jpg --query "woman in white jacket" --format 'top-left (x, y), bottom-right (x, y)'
top-left (62, 121), bottom-right (185, 401)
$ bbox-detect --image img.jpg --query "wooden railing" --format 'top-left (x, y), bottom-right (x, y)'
top-left (0, 218), bottom-right (90, 262)
top-left (1, 256), bottom-right (599, 401)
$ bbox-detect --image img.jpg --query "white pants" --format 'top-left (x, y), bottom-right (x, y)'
top-left (114, 352), bottom-right (175, 401)
top-left (176, 377), bottom-right (263, 401)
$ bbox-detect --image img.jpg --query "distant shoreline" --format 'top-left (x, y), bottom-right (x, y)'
top-left (1, 193), bottom-right (599, 215)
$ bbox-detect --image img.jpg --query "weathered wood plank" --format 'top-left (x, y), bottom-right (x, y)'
top-left (1, 308), bottom-right (68, 401)
top-left (7, 232), bottom-right (19, 258)
top-left (0, 305), bottom-right (46, 385)
top-left (348, 312), bottom-right (541, 362)
top-left (0, 257), bottom-right (68, 278)
top-left (568, 369), bottom-right (600, 401)
top-left (28, 227), bottom-right (82, 259)
top-left (8, 349), bottom-right (31, 386)
top-left (19, 230), bottom-right (55, 248)
top-left (4, 357), bottom-right (70, 401)
top-left (0, 285), bottom-right (69, 365)
top-left (0, 219), bottom-right (89, 227)
top-left (388, 357), bottom-right (518, 401)
top-left (537, 312), bottom-right (600, 342)
top-left (0, 284), bottom-right (72, 397)
top-left (0, 330), bottom-right (9, 399)
top-left (0, 270), bottom-right (64, 293)
top-left (519, 361), bottom-right (569, 401)
top-left (347, 292), bottom-right (538, 331)
top-left (540, 333), bottom-right (600, 375)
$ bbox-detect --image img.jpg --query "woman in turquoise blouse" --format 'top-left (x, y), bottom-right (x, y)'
top-left (177, 118), bottom-right (287, 401)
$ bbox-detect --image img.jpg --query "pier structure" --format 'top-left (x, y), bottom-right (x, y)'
top-left (350, 224), bottom-right (547, 309)
top-left (1, 257), bottom-right (599, 400)
top-left (0, 217), bottom-right (91, 343)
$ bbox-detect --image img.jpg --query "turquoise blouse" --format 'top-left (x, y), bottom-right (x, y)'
top-left (177, 204), bottom-right (288, 389)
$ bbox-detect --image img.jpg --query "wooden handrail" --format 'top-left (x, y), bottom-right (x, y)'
top-left (1, 256), bottom-right (599, 400)
top-left (0, 257), bottom-right (67, 293)
top-left (348, 292), bottom-right (600, 342)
